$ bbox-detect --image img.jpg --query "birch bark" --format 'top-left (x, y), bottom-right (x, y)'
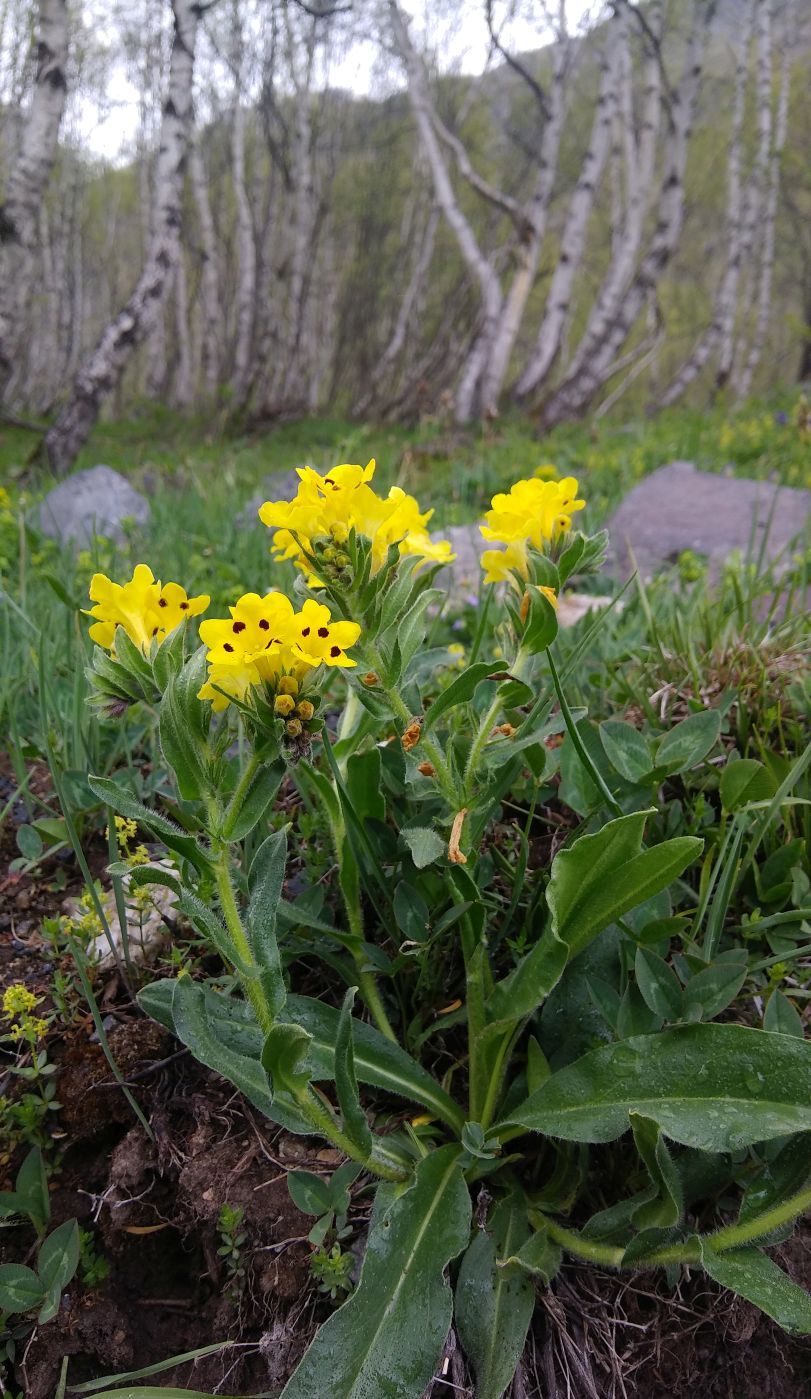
top-left (189, 131), bottom-right (222, 398)
top-left (230, 2), bottom-right (257, 407)
top-left (43, 0), bottom-right (201, 474)
top-left (0, 0), bottom-right (68, 389)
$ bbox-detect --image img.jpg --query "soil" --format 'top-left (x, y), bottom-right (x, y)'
top-left (2, 756), bottom-right (811, 1396)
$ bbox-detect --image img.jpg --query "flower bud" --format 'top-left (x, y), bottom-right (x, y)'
top-left (285, 719), bottom-right (303, 738)
top-left (296, 700), bottom-right (315, 721)
top-left (278, 676), bottom-right (299, 697)
top-left (274, 693), bottom-right (296, 717)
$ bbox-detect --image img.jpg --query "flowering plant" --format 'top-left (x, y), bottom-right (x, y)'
top-left (81, 462), bottom-right (811, 1397)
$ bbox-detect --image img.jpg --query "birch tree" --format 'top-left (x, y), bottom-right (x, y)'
top-left (537, 0), bottom-right (710, 428)
top-left (43, 0), bottom-right (203, 475)
top-left (229, 0), bottom-right (257, 406)
top-left (0, 0), bottom-right (69, 394)
top-left (188, 128), bottom-right (223, 398)
top-left (385, 0), bottom-right (575, 422)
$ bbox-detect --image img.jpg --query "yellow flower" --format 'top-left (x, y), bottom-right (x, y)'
top-left (86, 564), bottom-right (209, 653)
top-left (480, 476), bottom-right (584, 587)
top-left (2, 984), bottom-right (40, 1018)
top-left (258, 459), bottom-right (454, 580)
top-left (481, 476), bottom-right (584, 549)
top-left (197, 591), bottom-right (360, 711)
top-left (481, 540), bottom-right (529, 587)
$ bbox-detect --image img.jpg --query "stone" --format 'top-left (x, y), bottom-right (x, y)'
top-left (236, 468), bottom-right (303, 528)
top-left (606, 461), bottom-right (811, 580)
top-left (36, 465), bottom-right (150, 547)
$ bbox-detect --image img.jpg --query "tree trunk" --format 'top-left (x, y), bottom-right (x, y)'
top-left (657, 0), bottom-right (755, 406)
top-left (0, 0), bottom-right (68, 390)
top-left (540, 5), bottom-right (705, 429)
top-left (735, 1), bottom-right (790, 401)
top-left (43, 0), bottom-right (201, 475)
top-left (515, 20), bottom-right (618, 399)
top-left (188, 132), bottom-right (222, 399)
top-left (231, 94), bottom-right (256, 406)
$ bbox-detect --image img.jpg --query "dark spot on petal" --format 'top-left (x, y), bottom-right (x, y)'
top-left (259, 618), bottom-right (270, 630)
top-left (158, 597), bottom-right (167, 607)
top-left (223, 642), bottom-right (234, 653)
top-left (318, 627), bottom-right (329, 638)
top-left (330, 646), bottom-right (341, 658)
top-left (301, 626), bottom-right (310, 636)
top-left (180, 601), bottom-right (189, 610)
top-left (152, 627), bottom-right (159, 636)
top-left (233, 621), bottom-right (246, 633)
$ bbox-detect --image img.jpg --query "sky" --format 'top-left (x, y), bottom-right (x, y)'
top-left (74, 1), bottom-right (598, 164)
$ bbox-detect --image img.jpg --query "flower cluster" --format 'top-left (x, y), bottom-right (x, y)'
top-left (197, 591), bottom-right (361, 717)
top-left (480, 475), bottom-right (585, 586)
top-left (258, 460), bottom-right (454, 581)
top-left (86, 564), bottom-right (209, 653)
top-left (2, 984), bottom-right (48, 1044)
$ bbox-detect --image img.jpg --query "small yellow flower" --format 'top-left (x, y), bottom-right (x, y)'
top-left (2, 984), bottom-right (40, 1018)
top-left (274, 693), bottom-right (296, 717)
top-left (86, 564), bottom-right (209, 653)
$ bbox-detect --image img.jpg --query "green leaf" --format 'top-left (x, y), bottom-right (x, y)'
top-left (738, 1134), bottom-right (811, 1243)
top-left (281, 1146), bottom-right (471, 1399)
top-left (345, 749), bottom-right (385, 824)
top-left (506, 1023), bottom-right (811, 1150)
top-left (682, 958), bottom-right (747, 1021)
top-left (455, 1193), bottom-right (535, 1399)
top-left (764, 991), bottom-right (804, 1037)
top-left (248, 829), bottom-right (288, 1019)
top-left (422, 662), bottom-right (504, 735)
top-left (222, 761), bottom-right (284, 841)
top-left (334, 989), bottom-right (373, 1155)
top-left (140, 980), bottom-right (464, 1133)
top-left (538, 810), bottom-right (701, 985)
top-left (159, 650), bottom-right (213, 801)
top-left (68, 1342), bottom-right (238, 1392)
top-left (38, 1219), bottom-right (80, 1293)
top-left (0, 1263), bottom-right (44, 1314)
top-left (288, 1171), bottom-right (334, 1216)
top-left (720, 758), bottom-right (776, 812)
top-left (170, 978), bottom-right (309, 1134)
top-left (655, 710), bottom-right (721, 775)
top-left (401, 825), bottom-right (446, 869)
top-left (87, 775), bottom-right (210, 875)
top-left (629, 1113), bottom-right (683, 1230)
top-left (261, 1021), bottom-right (314, 1098)
top-left (15, 1146), bottom-right (50, 1234)
top-left (699, 1241), bottom-right (811, 1333)
top-left (600, 722), bottom-right (653, 784)
top-left (16, 823), bottom-right (44, 861)
top-left (501, 1224), bottom-right (562, 1283)
top-left (635, 947), bottom-right (683, 1021)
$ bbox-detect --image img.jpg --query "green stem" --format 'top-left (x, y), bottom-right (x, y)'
top-left (540, 1177), bottom-right (811, 1271)
top-left (212, 843), bottom-right (273, 1035)
top-left (299, 1086), bottom-right (410, 1182)
top-left (342, 881), bottom-right (398, 1043)
top-left (464, 646), bottom-right (531, 800)
top-left (220, 751), bottom-right (261, 839)
top-left (362, 637), bottom-right (458, 806)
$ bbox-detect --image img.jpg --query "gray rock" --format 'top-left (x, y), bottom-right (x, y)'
top-left (440, 523), bottom-right (484, 604)
top-left (606, 461), bottom-right (811, 580)
top-left (36, 465), bottom-right (150, 547)
top-left (236, 468), bottom-right (303, 529)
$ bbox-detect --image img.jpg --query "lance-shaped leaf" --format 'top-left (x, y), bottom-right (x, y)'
top-left (221, 760), bottom-right (284, 842)
top-left (248, 828), bottom-right (288, 1018)
top-left (281, 1146), bottom-right (471, 1399)
top-left (505, 1024), bottom-right (811, 1151)
top-left (262, 1022), bottom-right (314, 1097)
top-left (128, 865), bottom-right (250, 974)
top-left (87, 775), bottom-right (210, 875)
top-left (159, 650), bottom-right (213, 801)
top-left (699, 1240), bottom-right (811, 1334)
top-left (455, 1192), bottom-right (535, 1399)
top-left (170, 977), bottom-right (310, 1134)
top-left (139, 980), bottom-right (464, 1133)
top-left (421, 662), bottom-right (505, 736)
top-left (629, 1113), bottom-right (684, 1230)
top-left (547, 811), bottom-right (702, 964)
top-left (335, 988), bottom-right (373, 1156)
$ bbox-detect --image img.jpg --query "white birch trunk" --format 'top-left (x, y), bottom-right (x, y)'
top-left (231, 94), bottom-right (257, 406)
top-left (658, 0), bottom-right (755, 406)
top-left (189, 131), bottom-right (222, 398)
top-left (0, 0), bottom-right (68, 388)
top-left (385, 0), bottom-right (503, 423)
top-left (540, 0), bottom-right (662, 402)
top-left (281, 18), bottom-right (318, 405)
top-left (44, 0), bottom-right (201, 474)
top-left (541, 9), bottom-right (704, 428)
top-left (515, 21), bottom-right (618, 398)
top-left (735, 3), bottom-right (789, 401)
top-left (173, 249), bottom-right (193, 408)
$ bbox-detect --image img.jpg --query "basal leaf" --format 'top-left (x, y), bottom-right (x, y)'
top-left (455, 1192), bottom-right (535, 1399)
top-left (700, 1241), bottom-right (811, 1333)
top-left (281, 1146), bottom-right (471, 1399)
top-left (506, 1023), bottom-right (811, 1151)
